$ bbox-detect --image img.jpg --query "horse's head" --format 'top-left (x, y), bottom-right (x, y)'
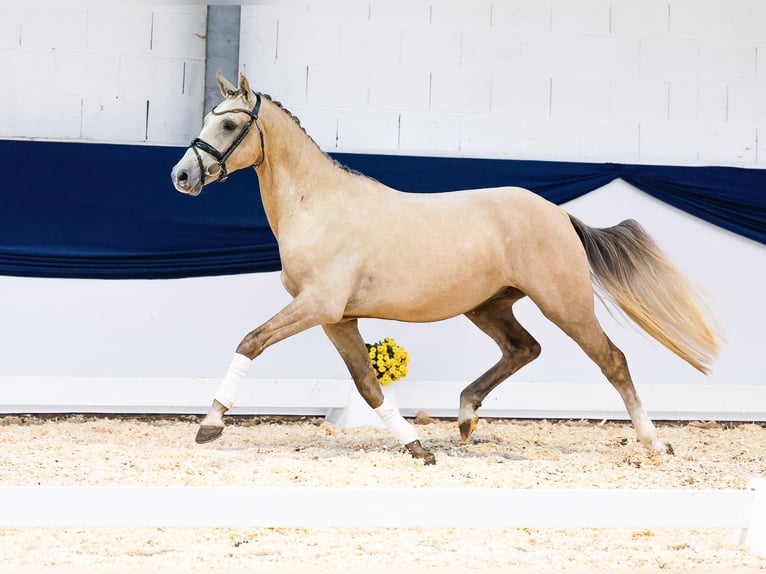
top-left (171, 72), bottom-right (264, 196)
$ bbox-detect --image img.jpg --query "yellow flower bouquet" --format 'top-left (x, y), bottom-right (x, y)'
top-left (365, 337), bottom-right (409, 386)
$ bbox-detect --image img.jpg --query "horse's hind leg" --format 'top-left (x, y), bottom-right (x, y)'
top-left (459, 289), bottom-right (541, 442)
top-left (531, 285), bottom-right (672, 455)
top-left (322, 319), bottom-right (436, 465)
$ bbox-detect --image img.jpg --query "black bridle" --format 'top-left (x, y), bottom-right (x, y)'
top-left (189, 91), bottom-right (265, 183)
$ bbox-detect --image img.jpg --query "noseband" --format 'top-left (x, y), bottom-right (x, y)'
top-left (189, 91), bottom-right (265, 183)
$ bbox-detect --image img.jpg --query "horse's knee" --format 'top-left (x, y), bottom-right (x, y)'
top-left (525, 339), bottom-right (542, 363)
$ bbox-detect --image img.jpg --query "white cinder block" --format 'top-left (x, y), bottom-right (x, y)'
top-left (610, 0), bottom-right (668, 36)
top-left (306, 0), bottom-right (370, 22)
top-left (671, 0), bottom-right (766, 41)
top-left (53, 52), bottom-right (120, 97)
top-left (758, 125), bottom-right (766, 165)
top-left (668, 81), bottom-right (728, 123)
top-left (240, 3), bottom-right (307, 21)
top-left (698, 40), bottom-right (756, 82)
top-left (339, 22), bottom-right (402, 67)
top-left (459, 114), bottom-right (524, 158)
top-left (86, 8), bottom-right (153, 54)
top-left (398, 112), bottom-right (461, 155)
top-left (578, 120), bottom-right (640, 162)
top-left (0, 49), bottom-right (56, 92)
top-left (697, 82), bottom-right (727, 122)
top-left (0, 92), bottom-right (18, 137)
top-left (242, 62), bottom-right (308, 105)
top-left (307, 65), bottom-right (369, 108)
top-left (516, 117), bottom-right (583, 159)
top-left (639, 38), bottom-right (698, 81)
top-left (118, 56), bottom-right (185, 99)
top-left (492, 1), bottom-right (551, 31)
top-left (667, 81), bottom-right (698, 122)
top-left (462, 29), bottom-right (523, 71)
top-left (81, 96), bottom-right (147, 142)
top-left (521, 34), bottom-right (637, 77)
top-left (0, 16), bottom-right (20, 49)
top-left (239, 12), bottom-right (278, 63)
top-left (610, 77), bottom-right (668, 121)
top-left (146, 98), bottom-right (204, 145)
top-left (19, 7), bottom-right (87, 51)
top-left (182, 59), bottom-right (205, 100)
top-left (491, 72), bottom-right (550, 117)
top-left (550, 0), bottom-right (610, 35)
top-left (401, 25), bottom-right (461, 69)
top-left (13, 93), bottom-right (82, 140)
top-left (369, 0), bottom-right (431, 26)
top-left (551, 75), bottom-right (609, 120)
top-left (431, 0), bottom-right (491, 27)
top-left (696, 124), bottom-right (756, 164)
top-left (430, 69), bottom-right (491, 112)
top-left (288, 106), bottom-right (339, 151)
top-left (336, 110), bottom-right (399, 153)
top-left (368, 68), bottom-right (430, 111)
top-left (728, 83), bottom-right (766, 123)
top-left (639, 121), bottom-right (700, 163)
top-left (276, 17), bottom-right (342, 64)
top-left (150, 8), bottom-right (206, 59)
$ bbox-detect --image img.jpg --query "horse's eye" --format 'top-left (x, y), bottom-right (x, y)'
top-left (223, 119), bottom-right (237, 131)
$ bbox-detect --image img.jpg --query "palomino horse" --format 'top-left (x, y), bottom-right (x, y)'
top-left (171, 72), bottom-right (719, 465)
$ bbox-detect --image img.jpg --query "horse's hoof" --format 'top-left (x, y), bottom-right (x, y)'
top-left (458, 417), bottom-right (478, 444)
top-left (195, 425), bottom-right (224, 444)
top-left (405, 440), bottom-right (436, 465)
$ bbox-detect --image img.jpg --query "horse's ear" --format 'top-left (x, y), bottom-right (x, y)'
top-left (239, 73), bottom-right (253, 104)
top-left (217, 70), bottom-right (237, 98)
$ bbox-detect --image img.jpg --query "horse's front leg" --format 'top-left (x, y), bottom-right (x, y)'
top-left (322, 320), bottom-right (436, 465)
top-left (196, 293), bottom-right (342, 444)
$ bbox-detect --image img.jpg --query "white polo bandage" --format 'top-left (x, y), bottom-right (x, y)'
top-left (374, 397), bottom-right (419, 445)
top-left (213, 353), bottom-right (252, 409)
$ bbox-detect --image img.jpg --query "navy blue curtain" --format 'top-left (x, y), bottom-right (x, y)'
top-left (0, 140), bottom-right (764, 279)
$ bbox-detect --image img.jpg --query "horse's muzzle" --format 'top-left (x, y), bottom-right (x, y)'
top-left (171, 158), bottom-right (203, 196)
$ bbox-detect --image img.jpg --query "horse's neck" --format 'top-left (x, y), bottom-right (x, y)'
top-left (255, 103), bottom-right (345, 237)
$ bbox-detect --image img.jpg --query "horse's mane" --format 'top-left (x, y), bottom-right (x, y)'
top-left (255, 92), bottom-right (366, 178)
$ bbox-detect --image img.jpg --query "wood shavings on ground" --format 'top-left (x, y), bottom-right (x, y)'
top-left (0, 414), bottom-right (764, 570)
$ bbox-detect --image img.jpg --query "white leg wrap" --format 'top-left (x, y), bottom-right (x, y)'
top-left (213, 353), bottom-right (251, 409)
top-left (374, 397), bottom-right (419, 446)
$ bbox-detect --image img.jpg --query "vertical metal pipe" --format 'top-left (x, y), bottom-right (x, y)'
top-left (203, 5), bottom-right (241, 115)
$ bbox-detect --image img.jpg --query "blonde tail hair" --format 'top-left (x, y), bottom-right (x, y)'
top-left (569, 215), bottom-right (721, 374)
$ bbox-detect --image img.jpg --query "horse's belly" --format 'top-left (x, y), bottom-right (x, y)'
top-left (345, 271), bottom-right (504, 322)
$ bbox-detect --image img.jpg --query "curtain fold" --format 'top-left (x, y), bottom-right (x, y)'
top-left (0, 141), bottom-right (763, 279)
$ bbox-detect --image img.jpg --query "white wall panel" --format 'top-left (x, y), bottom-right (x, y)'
top-left (551, 76), bottom-right (610, 120)
top-left (550, 0), bottom-right (611, 35)
top-left (336, 109), bottom-right (399, 151)
top-left (491, 72), bottom-right (550, 117)
top-left (492, 1), bottom-right (551, 31)
top-left (430, 69), bottom-right (491, 112)
top-left (610, 1), bottom-right (668, 37)
top-left (610, 78), bottom-right (668, 121)
top-left (368, 68), bottom-right (430, 111)
top-left (400, 26), bottom-right (461, 69)
top-left (0, 5), bottom-right (204, 145)
top-left (81, 97), bottom-right (147, 142)
top-left (639, 38), bottom-right (699, 81)
top-left (399, 112), bottom-right (462, 154)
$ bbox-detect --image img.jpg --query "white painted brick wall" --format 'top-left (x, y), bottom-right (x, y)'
top-left (4, 1), bottom-right (766, 166)
top-left (0, 5), bottom-right (205, 145)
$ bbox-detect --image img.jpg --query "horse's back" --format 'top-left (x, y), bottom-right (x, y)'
top-left (335, 182), bottom-right (587, 322)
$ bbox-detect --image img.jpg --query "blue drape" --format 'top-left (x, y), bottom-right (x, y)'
top-left (0, 140), bottom-right (763, 279)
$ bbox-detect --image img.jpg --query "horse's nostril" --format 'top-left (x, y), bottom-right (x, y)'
top-left (178, 170), bottom-right (188, 183)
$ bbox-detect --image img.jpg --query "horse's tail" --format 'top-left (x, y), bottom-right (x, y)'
top-left (568, 215), bottom-right (721, 374)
